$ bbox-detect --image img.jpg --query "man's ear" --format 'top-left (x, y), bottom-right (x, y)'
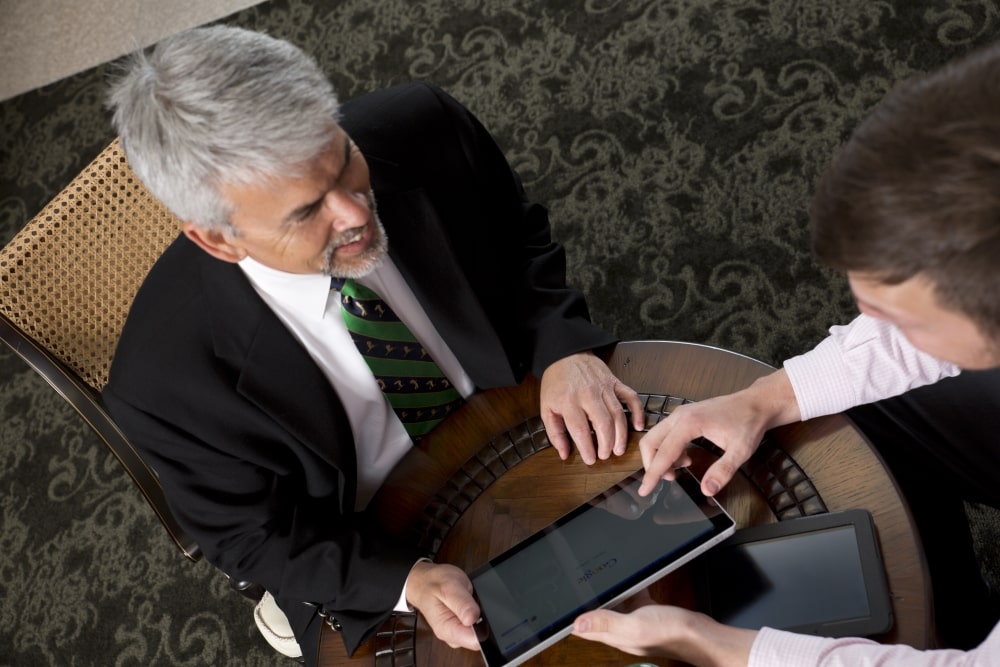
top-left (182, 221), bottom-right (246, 263)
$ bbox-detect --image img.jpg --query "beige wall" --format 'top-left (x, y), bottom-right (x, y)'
top-left (0, 0), bottom-right (266, 102)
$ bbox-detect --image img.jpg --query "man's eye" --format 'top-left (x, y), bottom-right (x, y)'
top-left (296, 202), bottom-right (322, 222)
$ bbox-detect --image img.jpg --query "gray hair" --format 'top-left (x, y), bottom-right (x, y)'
top-left (107, 25), bottom-right (340, 231)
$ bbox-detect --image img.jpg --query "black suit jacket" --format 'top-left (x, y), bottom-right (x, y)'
top-left (104, 82), bottom-right (617, 661)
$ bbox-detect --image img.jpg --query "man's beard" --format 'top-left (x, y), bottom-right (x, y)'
top-left (322, 192), bottom-right (388, 278)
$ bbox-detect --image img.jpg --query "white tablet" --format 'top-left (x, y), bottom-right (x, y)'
top-left (468, 467), bottom-right (736, 667)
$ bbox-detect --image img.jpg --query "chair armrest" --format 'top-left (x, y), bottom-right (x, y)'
top-left (0, 313), bottom-right (201, 561)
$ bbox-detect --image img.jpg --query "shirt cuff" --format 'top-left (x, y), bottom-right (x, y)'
top-left (783, 335), bottom-right (859, 421)
top-left (394, 557), bottom-right (433, 612)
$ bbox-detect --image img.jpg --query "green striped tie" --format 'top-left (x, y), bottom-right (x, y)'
top-left (332, 277), bottom-right (463, 438)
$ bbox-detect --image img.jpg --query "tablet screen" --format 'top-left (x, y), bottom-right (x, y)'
top-left (694, 509), bottom-right (893, 637)
top-left (469, 467), bottom-right (735, 667)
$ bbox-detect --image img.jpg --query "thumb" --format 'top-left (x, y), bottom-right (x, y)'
top-left (442, 590), bottom-right (479, 627)
top-left (702, 452), bottom-right (744, 497)
top-left (573, 609), bottom-right (620, 636)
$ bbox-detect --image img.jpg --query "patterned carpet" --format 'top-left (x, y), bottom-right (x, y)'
top-left (2, 1), bottom-right (999, 664)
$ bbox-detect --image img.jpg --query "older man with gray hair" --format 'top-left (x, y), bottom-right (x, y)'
top-left (105, 25), bottom-right (643, 665)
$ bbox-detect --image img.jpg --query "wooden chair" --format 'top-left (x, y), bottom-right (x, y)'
top-left (0, 138), bottom-right (198, 559)
top-left (1, 140), bottom-right (321, 660)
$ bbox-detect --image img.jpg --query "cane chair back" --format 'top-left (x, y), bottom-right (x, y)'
top-left (0, 138), bottom-right (200, 559)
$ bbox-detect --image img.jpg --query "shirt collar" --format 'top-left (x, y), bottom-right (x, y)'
top-left (238, 256), bottom-right (333, 320)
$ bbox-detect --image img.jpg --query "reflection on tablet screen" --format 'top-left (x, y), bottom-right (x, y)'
top-left (470, 468), bottom-right (733, 666)
top-left (712, 526), bottom-right (870, 629)
top-left (694, 509), bottom-right (893, 638)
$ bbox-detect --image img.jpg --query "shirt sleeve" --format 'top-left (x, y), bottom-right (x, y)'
top-left (749, 624), bottom-right (1000, 666)
top-left (783, 314), bottom-right (961, 421)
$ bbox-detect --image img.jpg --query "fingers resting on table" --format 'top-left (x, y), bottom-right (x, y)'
top-left (539, 351), bottom-right (645, 465)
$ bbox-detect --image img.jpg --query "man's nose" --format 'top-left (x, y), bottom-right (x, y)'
top-left (323, 189), bottom-right (370, 231)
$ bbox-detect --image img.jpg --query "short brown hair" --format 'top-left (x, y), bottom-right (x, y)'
top-left (811, 42), bottom-right (1000, 339)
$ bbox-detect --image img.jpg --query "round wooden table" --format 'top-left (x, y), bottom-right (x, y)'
top-left (318, 341), bottom-right (932, 666)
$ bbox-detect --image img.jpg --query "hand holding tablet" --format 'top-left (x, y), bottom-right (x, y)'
top-left (468, 467), bottom-right (736, 667)
top-left (462, 464), bottom-right (894, 667)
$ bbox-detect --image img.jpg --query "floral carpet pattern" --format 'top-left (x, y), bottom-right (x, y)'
top-left (2, 0), bottom-right (999, 664)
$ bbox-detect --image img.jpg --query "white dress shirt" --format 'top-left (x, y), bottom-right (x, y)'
top-left (238, 255), bottom-right (474, 511)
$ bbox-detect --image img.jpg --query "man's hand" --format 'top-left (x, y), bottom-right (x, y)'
top-left (404, 561), bottom-right (480, 651)
top-left (637, 369), bottom-right (801, 498)
top-left (539, 352), bottom-right (645, 465)
top-left (572, 605), bottom-right (756, 667)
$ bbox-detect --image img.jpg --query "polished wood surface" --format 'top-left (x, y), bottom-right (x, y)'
top-left (319, 341), bottom-right (932, 666)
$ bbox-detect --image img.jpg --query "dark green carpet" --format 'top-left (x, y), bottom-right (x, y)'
top-left (2, 1), bottom-right (999, 664)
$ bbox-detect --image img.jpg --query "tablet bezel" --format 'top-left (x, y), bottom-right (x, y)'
top-left (693, 508), bottom-right (893, 637)
top-left (469, 466), bottom-right (735, 667)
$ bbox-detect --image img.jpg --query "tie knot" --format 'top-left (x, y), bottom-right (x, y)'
top-left (330, 276), bottom-right (348, 292)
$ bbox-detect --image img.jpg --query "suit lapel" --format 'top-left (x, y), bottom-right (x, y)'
top-left (376, 187), bottom-right (509, 386)
top-left (198, 251), bottom-right (358, 507)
